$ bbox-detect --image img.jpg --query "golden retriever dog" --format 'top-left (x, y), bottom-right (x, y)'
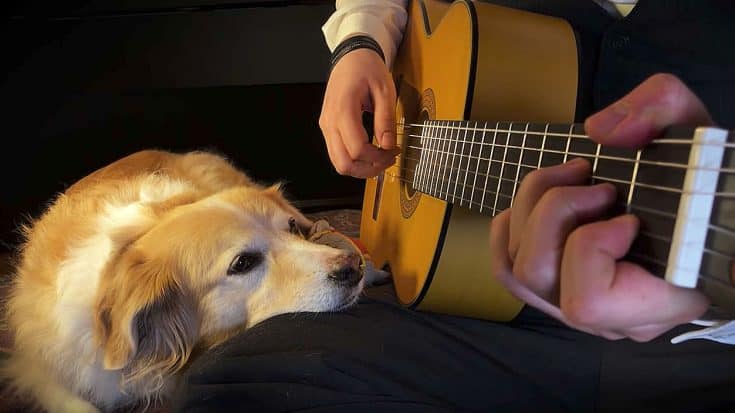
top-left (2, 150), bottom-right (374, 413)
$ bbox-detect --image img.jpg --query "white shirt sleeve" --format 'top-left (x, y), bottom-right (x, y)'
top-left (321, 0), bottom-right (408, 67)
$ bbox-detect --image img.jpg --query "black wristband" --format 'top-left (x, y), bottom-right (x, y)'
top-left (328, 35), bottom-right (386, 76)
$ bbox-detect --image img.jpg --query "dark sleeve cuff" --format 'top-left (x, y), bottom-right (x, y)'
top-left (328, 35), bottom-right (386, 76)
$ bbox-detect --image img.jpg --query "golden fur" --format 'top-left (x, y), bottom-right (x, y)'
top-left (2, 150), bottom-right (366, 412)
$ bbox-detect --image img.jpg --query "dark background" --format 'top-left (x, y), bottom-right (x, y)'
top-left (1, 0), bottom-right (364, 253)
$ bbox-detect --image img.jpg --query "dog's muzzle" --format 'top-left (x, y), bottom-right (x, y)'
top-left (327, 253), bottom-right (363, 287)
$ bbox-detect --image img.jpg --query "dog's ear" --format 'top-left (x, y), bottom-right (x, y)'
top-left (95, 249), bottom-right (198, 382)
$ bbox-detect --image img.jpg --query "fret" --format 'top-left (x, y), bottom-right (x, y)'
top-left (431, 120), bottom-right (445, 198)
top-left (443, 120), bottom-right (455, 199)
top-left (493, 122), bottom-right (513, 213)
top-left (413, 121), bottom-right (429, 191)
top-left (538, 123), bottom-right (548, 169)
top-left (418, 120), bottom-right (431, 191)
top-left (415, 121), bottom-right (425, 191)
top-left (510, 123), bottom-right (529, 206)
top-left (478, 121), bottom-right (495, 214)
top-left (419, 120), bottom-right (432, 191)
top-left (404, 126), bottom-right (421, 186)
top-left (456, 120), bottom-right (471, 206)
top-left (490, 121), bottom-right (504, 215)
top-left (426, 120), bottom-right (437, 191)
top-left (592, 141), bottom-right (601, 182)
top-left (437, 120), bottom-right (449, 199)
top-left (448, 121), bottom-right (461, 203)
top-left (453, 121), bottom-right (466, 202)
top-left (467, 122), bottom-right (483, 209)
top-left (460, 121), bottom-right (477, 207)
top-left (497, 123), bottom-right (525, 209)
top-left (594, 144), bottom-right (638, 216)
top-left (428, 120), bottom-right (441, 192)
top-left (473, 122), bottom-right (493, 213)
top-left (627, 149), bottom-right (643, 212)
top-left (516, 123), bottom-right (546, 189)
top-left (563, 124), bottom-right (573, 163)
top-left (451, 121), bottom-right (464, 202)
top-left (413, 122), bottom-right (422, 191)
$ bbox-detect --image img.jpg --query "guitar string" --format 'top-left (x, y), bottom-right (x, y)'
top-left (393, 131), bottom-right (735, 176)
top-left (401, 135), bottom-right (735, 174)
top-left (396, 122), bottom-right (735, 149)
top-left (383, 171), bottom-right (735, 273)
top-left (394, 154), bottom-right (735, 198)
top-left (393, 123), bottom-right (735, 196)
top-left (385, 167), bottom-right (735, 241)
top-left (393, 125), bottom-right (735, 234)
top-left (388, 165), bottom-right (735, 232)
top-left (389, 164), bottom-right (735, 246)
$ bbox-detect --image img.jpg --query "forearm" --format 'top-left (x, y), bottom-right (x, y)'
top-left (321, 0), bottom-right (408, 67)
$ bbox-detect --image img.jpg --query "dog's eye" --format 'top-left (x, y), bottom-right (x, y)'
top-left (228, 252), bottom-right (263, 275)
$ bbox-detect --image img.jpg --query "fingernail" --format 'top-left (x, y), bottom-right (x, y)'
top-left (563, 157), bottom-right (589, 169)
top-left (379, 131), bottom-right (396, 149)
top-left (586, 102), bottom-right (629, 139)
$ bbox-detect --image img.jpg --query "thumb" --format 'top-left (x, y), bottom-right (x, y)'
top-left (372, 81), bottom-right (398, 151)
top-left (585, 73), bottom-right (713, 148)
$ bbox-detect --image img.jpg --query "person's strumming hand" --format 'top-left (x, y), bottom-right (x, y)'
top-left (319, 48), bottom-right (401, 178)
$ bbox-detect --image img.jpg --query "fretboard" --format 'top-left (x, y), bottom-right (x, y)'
top-left (405, 120), bottom-right (735, 314)
top-left (410, 120), bottom-right (691, 218)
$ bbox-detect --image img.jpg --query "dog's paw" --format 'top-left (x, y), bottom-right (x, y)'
top-left (307, 219), bottom-right (334, 237)
top-left (363, 262), bottom-right (391, 286)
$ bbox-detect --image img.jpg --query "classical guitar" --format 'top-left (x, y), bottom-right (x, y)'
top-left (359, 0), bottom-right (735, 321)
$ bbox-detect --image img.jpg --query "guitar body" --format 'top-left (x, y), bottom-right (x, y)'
top-left (360, 0), bottom-right (580, 320)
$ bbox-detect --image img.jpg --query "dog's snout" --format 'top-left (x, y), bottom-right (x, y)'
top-left (328, 253), bottom-right (362, 287)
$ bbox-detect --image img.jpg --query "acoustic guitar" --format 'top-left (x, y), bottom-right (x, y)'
top-left (359, 0), bottom-right (735, 321)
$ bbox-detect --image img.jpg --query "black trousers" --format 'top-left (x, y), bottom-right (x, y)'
top-left (172, 291), bottom-right (735, 412)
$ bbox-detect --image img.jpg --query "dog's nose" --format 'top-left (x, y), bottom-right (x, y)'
top-left (328, 253), bottom-right (363, 287)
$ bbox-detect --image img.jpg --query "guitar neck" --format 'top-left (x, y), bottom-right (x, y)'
top-left (406, 119), bottom-right (734, 297)
top-left (410, 120), bottom-right (692, 215)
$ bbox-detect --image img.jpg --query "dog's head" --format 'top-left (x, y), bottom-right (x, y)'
top-left (94, 184), bottom-right (363, 390)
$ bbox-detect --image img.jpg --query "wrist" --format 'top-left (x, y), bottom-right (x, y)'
top-left (328, 35), bottom-right (386, 77)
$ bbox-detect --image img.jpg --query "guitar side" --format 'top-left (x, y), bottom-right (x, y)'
top-left (360, 0), bottom-right (579, 321)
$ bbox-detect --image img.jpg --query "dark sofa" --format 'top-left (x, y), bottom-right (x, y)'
top-left (0, 0), bottom-right (363, 254)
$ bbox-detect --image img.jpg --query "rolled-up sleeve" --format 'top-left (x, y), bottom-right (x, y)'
top-left (321, 0), bottom-right (408, 67)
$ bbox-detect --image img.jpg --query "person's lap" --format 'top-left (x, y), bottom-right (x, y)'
top-left (171, 289), bottom-right (735, 412)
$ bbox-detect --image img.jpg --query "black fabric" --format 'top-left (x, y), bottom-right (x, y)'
top-left (172, 2), bottom-right (735, 412)
top-left (594, 0), bottom-right (735, 128)
top-left (173, 296), bottom-right (735, 412)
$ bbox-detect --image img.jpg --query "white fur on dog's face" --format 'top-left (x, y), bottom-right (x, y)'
top-left (160, 186), bottom-right (364, 336)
